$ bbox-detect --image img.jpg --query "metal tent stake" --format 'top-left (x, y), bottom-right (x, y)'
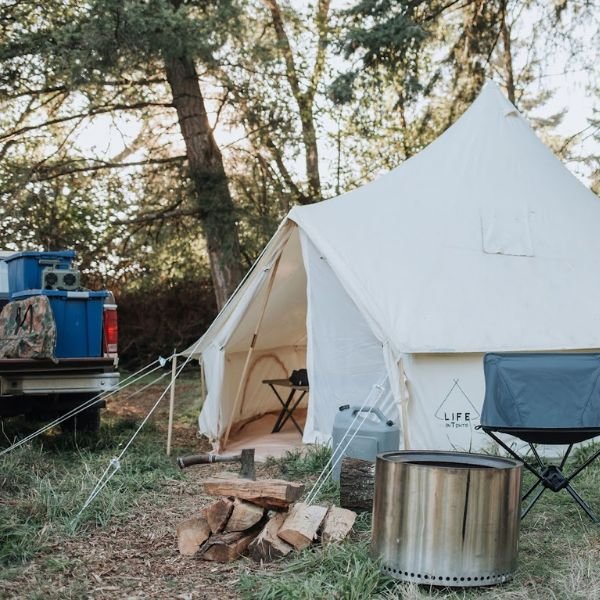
top-left (166, 350), bottom-right (177, 456)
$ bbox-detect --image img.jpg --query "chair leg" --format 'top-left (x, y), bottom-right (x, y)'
top-left (565, 484), bottom-right (600, 523)
top-left (559, 444), bottom-right (573, 470)
top-left (521, 485), bottom-right (546, 519)
top-left (566, 445), bottom-right (600, 484)
top-left (484, 430), bottom-right (544, 479)
top-left (529, 444), bottom-right (545, 470)
top-left (522, 478), bottom-right (543, 502)
top-left (482, 430), bottom-right (600, 523)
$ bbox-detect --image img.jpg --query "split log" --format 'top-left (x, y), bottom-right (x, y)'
top-left (339, 457), bottom-right (375, 513)
top-left (278, 502), bottom-right (328, 550)
top-left (321, 506), bottom-right (356, 544)
top-left (176, 514), bottom-right (211, 556)
top-left (199, 529), bottom-right (260, 562)
top-left (225, 498), bottom-right (264, 532)
top-left (206, 497), bottom-right (234, 534)
top-left (202, 478), bottom-right (304, 509)
top-left (248, 512), bottom-right (293, 563)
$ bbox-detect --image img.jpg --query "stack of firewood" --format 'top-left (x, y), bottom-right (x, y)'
top-left (176, 477), bottom-right (356, 563)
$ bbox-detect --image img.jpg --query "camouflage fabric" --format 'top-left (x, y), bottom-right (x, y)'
top-left (0, 295), bottom-right (56, 359)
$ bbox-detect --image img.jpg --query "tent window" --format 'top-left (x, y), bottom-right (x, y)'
top-left (480, 204), bottom-right (534, 257)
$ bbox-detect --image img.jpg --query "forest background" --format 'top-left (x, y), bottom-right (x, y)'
top-left (1, 0), bottom-right (598, 369)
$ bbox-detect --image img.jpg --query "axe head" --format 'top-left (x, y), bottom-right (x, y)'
top-left (239, 448), bottom-right (256, 480)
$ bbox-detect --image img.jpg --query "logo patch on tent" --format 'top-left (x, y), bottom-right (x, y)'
top-left (434, 379), bottom-right (480, 429)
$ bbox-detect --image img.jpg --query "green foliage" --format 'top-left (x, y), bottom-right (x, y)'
top-left (0, 0), bottom-right (239, 84)
top-left (0, 0), bottom-right (235, 325)
top-left (341, 0), bottom-right (430, 93)
top-left (117, 274), bottom-right (216, 369)
top-left (572, 441), bottom-right (600, 469)
top-left (331, 0), bottom-right (600, 184)
top-left (265, 445), bottom-right (339, 504)
top-left (0, 0), bottom-right (598, 334)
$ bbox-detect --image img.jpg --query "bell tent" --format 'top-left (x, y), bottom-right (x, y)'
top-left (184, 81), bottom-right (600, 456)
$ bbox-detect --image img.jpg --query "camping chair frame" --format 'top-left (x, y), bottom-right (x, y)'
top-left (481, 428), bottom-right (600, 523)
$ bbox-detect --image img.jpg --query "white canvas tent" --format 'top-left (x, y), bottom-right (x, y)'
top-left (184, 81), bottom-right (600, 455)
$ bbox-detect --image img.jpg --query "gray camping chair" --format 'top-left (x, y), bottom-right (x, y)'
top-left (479, 353), bottom-right (600, 523)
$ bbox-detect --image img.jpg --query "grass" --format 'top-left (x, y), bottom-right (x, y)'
top-left (240, 447), bottom-right (600, 600)
top-left (3, 400), bottom-right (600, 599)
top-left (0, 416), bottom-right (189, 569)
top-left (266, 444), bottom-right (340, 503)
top-left (239, 540), bottom-right (385, 600)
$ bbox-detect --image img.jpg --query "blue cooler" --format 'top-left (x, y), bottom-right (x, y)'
top-left (12, 289), bottom-right (107, 358)
top-left (5, 251), bottom-right (76, 297)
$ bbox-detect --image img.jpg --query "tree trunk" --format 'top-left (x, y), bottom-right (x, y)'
top-left (501, 1), bottom-right (516, 105)
top-left (262, 0), bottom-right (329, 203)
top-left (164, 54), bottom-right (242, 309)
top-left (297, 98), bottom-right (321, 200)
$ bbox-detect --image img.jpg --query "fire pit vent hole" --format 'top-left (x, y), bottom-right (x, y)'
top-left (381, 565), bottom-right (512, 586)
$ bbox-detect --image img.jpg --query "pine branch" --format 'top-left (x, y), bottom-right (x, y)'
top-left (30, 156), bottom-right (186, 182)
top-left (2, 78), bottom-right (166, 100)
top-left (0, 102), bottom-right (172, 142)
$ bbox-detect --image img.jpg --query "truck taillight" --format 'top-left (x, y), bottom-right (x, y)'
top-left (103, 304), bottom-right (118, 357)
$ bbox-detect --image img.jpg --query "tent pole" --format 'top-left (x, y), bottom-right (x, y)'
top-left (200, 358), bottom-right (206, 405)
top-left (166, 349), bottom-right (177, 456)
top-left (399, 358), bottom-right (411, 449)
top-left (221, 254), bottom-right (283, 450)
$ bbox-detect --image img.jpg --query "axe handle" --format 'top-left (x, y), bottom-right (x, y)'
top-left (177, 453), bottom-right (241, 469)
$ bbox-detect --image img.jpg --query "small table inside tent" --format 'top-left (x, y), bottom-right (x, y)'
top-left (262, 379), bottom-right (308, 435)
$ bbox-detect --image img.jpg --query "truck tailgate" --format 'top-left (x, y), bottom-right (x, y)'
top-left (0, 358), bottom-right (119, 395)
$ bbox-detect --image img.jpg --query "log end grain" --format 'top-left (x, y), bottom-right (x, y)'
top-left (277, 503), bottom-right (328, 550)
top-left (248, 512), bottom-right (293, 563)
top-left (176, 515), bottom-right (211, 556)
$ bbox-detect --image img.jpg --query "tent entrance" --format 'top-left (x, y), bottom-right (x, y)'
top-left (199, 223), bottom-right (396, 456)
top-left (219, 226), bottom-right (309, 451)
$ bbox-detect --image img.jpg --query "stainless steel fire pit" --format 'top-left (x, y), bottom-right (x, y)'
top-left (371, 451), bottom-right (521, 587)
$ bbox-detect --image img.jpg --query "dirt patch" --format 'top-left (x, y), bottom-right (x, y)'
top-left (1, 461), bottom-right (285, 599)
top-left (105, 377), bottom-right (206, 452)
top-left (61, 467), bottom-right (248, 600)
top-left (0, 377), bottom-right (269, 599)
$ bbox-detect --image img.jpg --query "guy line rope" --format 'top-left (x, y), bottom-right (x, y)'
top-left (0, 356), bottom-right (173, 458)
top-left (304, 375), bottom-right (388, 505)
top-left (73, 339), bottom-right (203, 521)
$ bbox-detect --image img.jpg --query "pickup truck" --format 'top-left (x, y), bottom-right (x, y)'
top-left (0, 251), bottom-right (119, 432)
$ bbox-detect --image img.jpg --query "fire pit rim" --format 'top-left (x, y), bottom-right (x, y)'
top-left (377, 450), bottom-right (521, 470)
